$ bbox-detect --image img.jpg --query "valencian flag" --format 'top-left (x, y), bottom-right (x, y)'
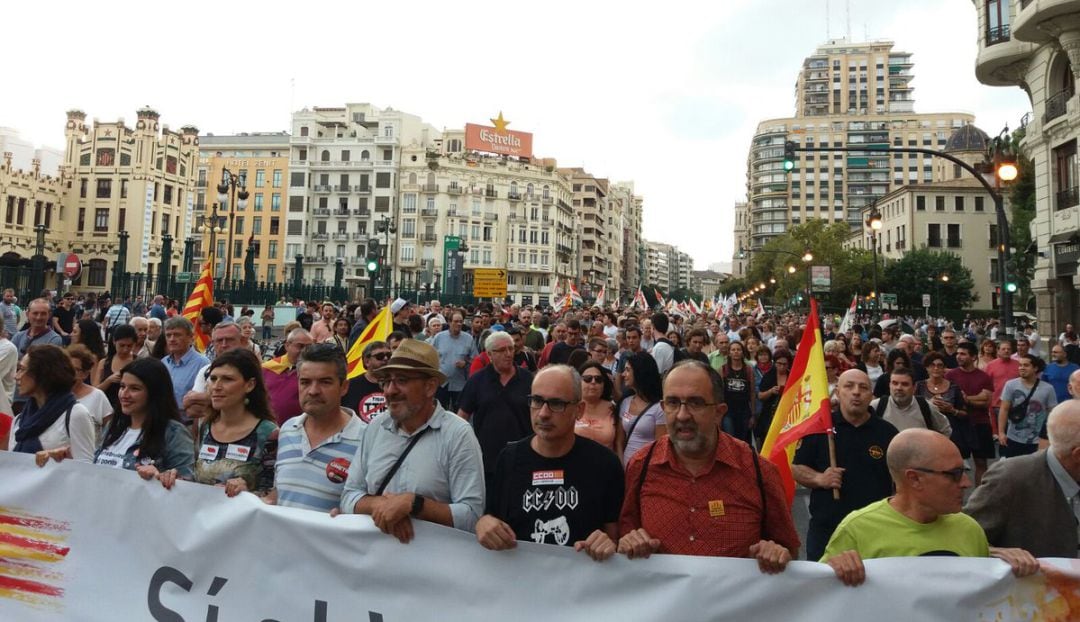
top-left (181, 256), bottom-right (215, 353)
top-left (345, 303), bottom-right (393, 380)
top-left (592, 284), bottom-right (606, 309)
top-left (759, 298), bottom-right (833, 504)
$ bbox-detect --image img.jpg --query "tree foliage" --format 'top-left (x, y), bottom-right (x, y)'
top-left (1007, 146), bottom-right (1036, 311)
top-left (882, 248), bottom-right (976, 314)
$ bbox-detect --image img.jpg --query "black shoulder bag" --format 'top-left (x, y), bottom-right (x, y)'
top-left (1007, 380), bottom-right (1040, 424)
top-left (374, 427), bottom-right (430, 496)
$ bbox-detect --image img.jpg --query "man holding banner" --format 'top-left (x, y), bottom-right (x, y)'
top-left (618, 360), bottom-right (799, 572)
top-left (793, 369), bottom-right (898, 561)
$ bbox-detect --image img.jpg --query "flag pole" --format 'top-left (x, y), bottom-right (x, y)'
top-left (827, 432), bottom-right (840, 500)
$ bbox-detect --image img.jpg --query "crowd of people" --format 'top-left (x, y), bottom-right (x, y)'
top-left (4, 285), bottom-right (1080, 584)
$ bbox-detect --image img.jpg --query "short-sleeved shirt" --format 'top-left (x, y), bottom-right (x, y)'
top-left (459, 364), bottom-right (534, 478)
top-left (984, 358), bottom-right (1020, 411)
top-left (1001, 378), bottom-right (1058, 445)
top-left (194, 418), bottom-right (278, 493)
top-left (945, 366), bottom-right (994, 426)
top-left (1043, 362), bottom-right (1080, 405)
top-left (821, 498), bottom-right (990, 561)
top-left (620, 397), bottom-right (666, 467)
top-left (164, 347), bottom-right (210, 418)
top-left (430, 331), bottom-right (477, 392)
top-left (52, 306), bottom-right (76, 334)
top-left (274, 410), bottom-right (367, 512)
top-left (338, 405), bottom-right (485, 532)
top-left (619, 434), bottom-right (800, 558)
top-left (93, 419), bottom-right (195, 477)
top-left (486, 436), bottom-right (624, 546)
top-left (262, 357), bottom-right (302, 426)
top-left (794, 410), bottom-right (898, 535)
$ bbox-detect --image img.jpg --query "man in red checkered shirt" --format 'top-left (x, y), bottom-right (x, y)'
top-left (618, 360), bottom-right (800, 573)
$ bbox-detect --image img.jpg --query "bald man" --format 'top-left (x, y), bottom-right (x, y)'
top-left (793, 369), bottom-right (899, 561)
top-left (965, 400), bottom-right (1080, 558)
top-left (1069, 369), bottom-right (1080, 400)
top-left (822, 428), bottom-right (1039, 586)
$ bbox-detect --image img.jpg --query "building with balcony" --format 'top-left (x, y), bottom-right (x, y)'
top-left (61, 108), bottom-right (198, 293)
top-left (0, 152), bottom-right (66, 287)
top-left (732, 201), bottom-right (749, 278)
top-left (644, 240), bottom-right (692, 292)
top-left (690, 270), bottom-right (727, 300)
top-left (396, 131), bottom-right (575, 306)
top-left (197, 133), bottom-right (290, 284)
top-left (972, 0), bottom-right (1079, 331)
top-left (287, 103), bottom-right (438, 289)
top-left (613, 181), bottom-right (645, 300)
top-left (561, 168), bottom-right (619, 301)
top-left (745, 39), bottom-right (974, 253)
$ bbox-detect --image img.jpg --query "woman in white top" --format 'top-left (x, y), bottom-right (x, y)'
top-left (618, 351), bottom-right (666, 467)
top-left (236, 316), bottom-right (262, 358)
top-left (10, 344), bottom-right (95, 461)
top-left (67, 344), bottom-right (113, 445)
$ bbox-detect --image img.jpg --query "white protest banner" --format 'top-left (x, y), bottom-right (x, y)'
top-left (1, 452), bottom-right (1078, 621)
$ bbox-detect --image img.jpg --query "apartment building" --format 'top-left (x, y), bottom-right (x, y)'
top-left (0, 152), bottom-right (65, 285)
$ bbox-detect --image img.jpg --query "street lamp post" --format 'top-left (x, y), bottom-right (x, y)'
top-left (738, 246), bottom-right (813, 311)
top-left (937, 274), bottom-right (949, 318)
top-left (216, 168), bottom-right (249, 285)
top-left (375, 216), bottom-right (396, 299)
top-left (199, 203), bottom-right (226, 278)
top-left (867, 204), bottom-right (883, 320)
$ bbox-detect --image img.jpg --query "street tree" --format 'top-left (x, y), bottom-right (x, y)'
top-left (882, 248), bottom-right (976, 315)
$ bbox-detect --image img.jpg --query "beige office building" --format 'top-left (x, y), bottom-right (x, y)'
top-left (0, 152), bottom-right (65, 288)
top-left (745, 40), bottom-right (974, 253)
top-left (732, 201), bottom-right (750, 278)
top-left (397, 130), bottom-right (575, 305)
top-left (197, 133), bottom-right (290, 284)
top-left (61, 108), bottom-right (198, 293)
top-left (614, 181), bottom-right (645, 299)
top-left (562, 168), bottom-right (619, 300)
top-left (972, 0), bottom-right (1079, 330)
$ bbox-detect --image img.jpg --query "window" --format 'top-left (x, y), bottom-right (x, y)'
top-left (96, 179), bottom-right (112, 199)
top-left (94, 208), bottom-right (109, 232)
top-left (272, 170), bottom-right (282, 188)
top-left (270, 218), bottom-right (280, 235)
top-left (927, 223), bottom-right (942, 247)
top-left (80, 179), bottom-right (88, 198)
top-left (403, 194), bottom-right (417, 212)
top-left (255, 170), bottom-right (265, 186)
top-left (120, 179), bottom-right (128, 199)
top-left (985, 0), bottom-right (1010, 46)
top-left (233, 241), bottom-right (243, 259)
top-left (287, 220), bottom-right (303, 235)
top-left (88, 259), bottom-right (107, 287)
top-left (382, 149), bottom-right (392, 161)
top-left (375, 196), bottom-right (390, 211)
top-left (989, 224), bottom-right (999, 249)
top-left (341, 150), bottom-right (350, 162)
top-left (954, 196), bottom-right (964, 211)
top-left (935, 196), bottom-right (945, 211)
top-left (254, 194), bottom-right (264, 211)
top-left (298, 148), bottom-right (307, 162)
top-left (253, 217), bottom-right (262, 235)
top-left (300, 126), bottom-right (309, 137)
top-left (975, 196), bottom-right (985, 212)
top-left (267, 265), bottom-right (276, 283)
top-left (402, 219), bottom-right (416, 238)
top-left (947, 224), bottom-right (961, 247)
top-left (1053, 140), bottom-right (1078, 210)
top-left (376, 172), bottom-right (392, 188)
top-left (272, 194), bottom-right (281, 211)
top-left (321, 150), bottom-right (330, 162)
top-left (290, 172), bottom-right (305, 187)
top-left (77, 207), bottom-right (85, 232)
top-left (401, 245), bottom-right (415, 262)
top-left (483, 249), bottom-right (492, 265)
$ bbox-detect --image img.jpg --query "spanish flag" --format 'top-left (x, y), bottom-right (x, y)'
top-left (181, 256), bottom-right (214, 353)
top-left (345, 303), bottom-right (392, 379)
top-left (759, 298), bottom-right (833, 504)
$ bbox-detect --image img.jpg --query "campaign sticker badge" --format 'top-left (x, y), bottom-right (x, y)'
top-left (708, 500), bottom-right (726, 517)
top-left (198, 444), bottom-right (219, 461)
top-left (225, 444), bottom-right (251, 461)
top-left (326, 457), bottom-right (351, 483)
top-left (359, 393), bottom-right (387, 424)
top-left (532, 470), bottom-right (565, 486)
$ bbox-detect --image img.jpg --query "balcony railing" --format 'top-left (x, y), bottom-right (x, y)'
top-left (421, 208), bottom-right (438, 218)
top-left (422, 184), bottom-right (439, 192)
top-left (1056, 186), bottom-right (1079, 211)
top-left (985, 24), bottom-right (1010, 46)
top-left (421, 233), bottom-right (437, 242)
top-left (508, 191), bottom-right (522, 201)
top-left (352, 232), bottom-right (368, 241)
top-left (928, 237), bottom-right (942, 248)
top-left (334, 209), bottom-right (350, 217)
top-left (332, 233), bottom-right (349, 241)
top-left (947, 238), bottom-right (961, 248)
top-left (484, 188), bottom-right (498, 198)
top-left (313, 185), bottom-right (332, 193)
top-left (334, 185), bottom-right (349, 192)
top-left (1045, 89), bottom-right (1073, 124)
top-left (354, 185), bottom-right (371, 193)
top-left (313, 208), bottom-right (330, 217)
top-left (312, 233), bottom-right (329, 241)
top-left (447, 185), bottom-right (463, 194)
top-left (352, 208), bottom-right (370, 217)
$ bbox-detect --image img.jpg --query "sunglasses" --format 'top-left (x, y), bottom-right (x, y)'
top-left (581, 375), bottom-right (604, 384)
top-left (912, 466), bottom-right (969, 483)
top-left (368, 352), bottom-right (391, 361)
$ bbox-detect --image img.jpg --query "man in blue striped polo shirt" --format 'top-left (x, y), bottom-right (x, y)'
top-left (267, 343), bottom-right (366, 512)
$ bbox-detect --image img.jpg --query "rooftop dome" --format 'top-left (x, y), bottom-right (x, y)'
top-left (944, 124), bottom-right (990, 153)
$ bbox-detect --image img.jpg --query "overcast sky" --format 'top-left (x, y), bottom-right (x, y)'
top-left (4, 0), bottom-right (1030, 272)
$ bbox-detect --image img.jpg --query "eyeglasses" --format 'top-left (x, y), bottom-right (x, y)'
top-left (378, 375), bottom-right (425, 389)
top-left (368, 351), bottom-right (391, 361)
top-left (912, 466), bottom-right (969, 483)
top-left (581, 375), bottom-right (604, 384)
top-left (590, 348), bottom-right (607, 355)
top-left (927, 361), bottom-right (945, 368)
top-left (489, 346), bottom-right (513, 354)
top-left (660, 396), bottom-right (717, 415)
top-left (527, 395), bottom-right (577, 413)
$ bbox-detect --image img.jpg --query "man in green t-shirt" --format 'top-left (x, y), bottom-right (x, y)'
top-left (822, 428), bottom-right (1040, 586)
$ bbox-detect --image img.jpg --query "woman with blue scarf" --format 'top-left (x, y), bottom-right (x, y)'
top-left (10, 344), bottom-right (95, 461)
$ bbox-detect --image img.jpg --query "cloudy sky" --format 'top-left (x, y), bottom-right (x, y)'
top-left (4, 0), bottom-right (1030, 272)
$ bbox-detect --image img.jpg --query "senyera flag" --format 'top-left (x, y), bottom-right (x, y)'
top-left (759, 297), bottom-right (833, 504)
top-left (345, 303), bottom-right (393, 380)
top-left (181, 255), bottom-right (215, 353)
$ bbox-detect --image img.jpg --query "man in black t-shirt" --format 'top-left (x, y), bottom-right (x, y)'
top-left (342, 341), bottom-right (392, 423)
top-left (548, 319), bottom-right (585, 366)
top-left (50, 294), bottom-right (77, 342)
top-left (792, 369), bottom-right (898, 561)
top-left (476, 365), bottom-right (623, 560)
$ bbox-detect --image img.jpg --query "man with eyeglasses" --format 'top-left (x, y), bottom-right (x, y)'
top-left (965, 400), bottom-right (1080, 558)
top-left (475, 365), bottom-right (623, 559)
top-left (431, 312), bottom-right (477, 412)
top-left (585, 338), bottom-right (608, 365)
top-left (459, 331), bottom-right (534, 481)
top-left (339, 339), bottom-right (484, 541)
top-left (548, 319), bottom-right (586, 367)
top-left (343, 341), bottom-right (392, 424)
top-left (793, 369), bottom-right (898, 561)
top-left (618, 360), bottom-right (800, 571)
top-left (939, 329), bottom-right (960, 369)
top-left (823, 428), bottom-right (1040, 586)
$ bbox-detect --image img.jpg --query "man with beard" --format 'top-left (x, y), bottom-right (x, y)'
top-left (342, 341), bottom-right (392, 424)
top-left (338, 340), bottom-right (484, 541)
top-left (617, 360), bottom-right (800, 572)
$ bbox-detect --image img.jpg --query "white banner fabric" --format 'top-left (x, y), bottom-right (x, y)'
top-left (1, 452), bottom-right (1078, 621)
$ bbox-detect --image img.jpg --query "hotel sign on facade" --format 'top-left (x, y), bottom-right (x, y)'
top-left (465, 112), bottom-right (533, 158)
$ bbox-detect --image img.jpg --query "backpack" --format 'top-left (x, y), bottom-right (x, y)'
top-left (874, 396), bottom-right (934, 430)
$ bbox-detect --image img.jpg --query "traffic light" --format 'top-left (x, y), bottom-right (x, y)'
top-left (366, 239), bottom-right (381, 277)
top-left (1004, 257), bottom-right (1018, 294)
top-left (783, 141), bottom-right (797, 172)
top-left (1005, 281), bottom-right (1018, 294)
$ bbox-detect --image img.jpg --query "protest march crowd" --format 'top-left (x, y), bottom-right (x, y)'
top-left (3, 282), bottom-right (1080, 589)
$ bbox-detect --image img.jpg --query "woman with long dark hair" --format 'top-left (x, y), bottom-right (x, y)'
top-left (618, 351), bottom-right (665, 467)
top-left (722, 341), bottom-right (756, 445)
top-left (756, 350), bottom-right (791, 449)
top-left (92, 324), bottom-right (138, 412)
top-left (12, 345), bottom-right (95, 461)
top-left (70, 318), bottom-right (106, 360)
top-left (328, 317), bottom-right (351, 352)
top-left (159, 348), bottom-right (277, 496)
top-left (575, 360), bottom-right (625, 461)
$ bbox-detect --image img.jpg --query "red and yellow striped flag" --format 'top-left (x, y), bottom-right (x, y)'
top-left (760, 298), bottom-right (833, 504)
top-left (181, 256), bottom-right (215, 353)
top-left (345, 303), bottom-right (393, 379)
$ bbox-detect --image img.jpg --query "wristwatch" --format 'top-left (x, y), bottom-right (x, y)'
top-left (410, 493), bottom-right (426, 517)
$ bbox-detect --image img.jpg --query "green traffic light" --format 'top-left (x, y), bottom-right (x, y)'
top-left (1005, 282), bottom-right (1018, 293)
top-left (367, 260), bottom-right (378, 271)
top-left (783, 159), bottom-right (795, 171)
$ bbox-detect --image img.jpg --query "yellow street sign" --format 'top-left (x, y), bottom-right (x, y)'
top-left (473, 268), bottom-right (507, 297)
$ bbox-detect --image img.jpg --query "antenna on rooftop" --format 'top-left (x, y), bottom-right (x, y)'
top-left (845, 0), bottom-right (851, 41)
top-left (825, 0), bottom-right (830, 39)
